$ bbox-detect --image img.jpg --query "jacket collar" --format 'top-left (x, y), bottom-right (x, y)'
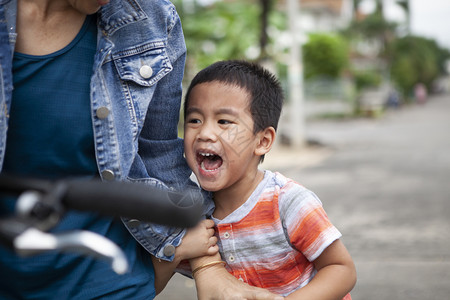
top-left (98, 0), bottom-right (147, 36)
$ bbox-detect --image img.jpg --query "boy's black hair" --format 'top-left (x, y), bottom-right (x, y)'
top-left (184, 60), bottom-right (284, 135)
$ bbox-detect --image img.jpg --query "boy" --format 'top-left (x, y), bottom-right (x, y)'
top-left (183, 60), bottom-right (356, 299)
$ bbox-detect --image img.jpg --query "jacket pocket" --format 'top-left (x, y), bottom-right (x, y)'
top-left (112, 41), bottom-right (173, 87)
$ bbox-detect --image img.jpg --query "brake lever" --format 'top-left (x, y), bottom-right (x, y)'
top-left (14, 228), bottom-right (129, 275)
top-left (1, 184), bottom-right (128, 274)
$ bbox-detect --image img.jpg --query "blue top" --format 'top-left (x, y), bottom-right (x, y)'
top-left (0, 15), bottom-right (155, 299)
top-left (3, 15), bottom-right (97, 178)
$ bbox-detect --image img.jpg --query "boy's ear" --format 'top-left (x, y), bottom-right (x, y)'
top-left (255, 127), bottom-right (276, 156)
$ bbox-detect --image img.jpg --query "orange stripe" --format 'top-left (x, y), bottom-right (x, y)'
top-left (291, 207), bottom-right (332, 251)
top-left (235, 200), bottom-right (279, 228)
top-left (229, 257), bottom-right (312, 290)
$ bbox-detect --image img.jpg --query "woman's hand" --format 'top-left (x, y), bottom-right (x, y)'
top-left (191, 254), bottom-right (284, 300)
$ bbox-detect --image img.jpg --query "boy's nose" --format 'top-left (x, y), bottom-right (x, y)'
top-left (198, 123), bottom-right (218, 142)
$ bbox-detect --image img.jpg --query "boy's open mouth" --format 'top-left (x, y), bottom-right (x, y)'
top-left (197, 151), bottom-right (223, 171)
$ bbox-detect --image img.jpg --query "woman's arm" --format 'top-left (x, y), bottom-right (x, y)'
top-left (129, 1), bottom-right (197, 262)
top-left (285, 240), bottom-right (356, 300)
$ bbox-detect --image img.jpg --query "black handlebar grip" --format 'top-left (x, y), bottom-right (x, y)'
top-left (63, 180), bottom-right (203, 228)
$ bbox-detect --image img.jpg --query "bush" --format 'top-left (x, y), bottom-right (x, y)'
top-left (353, 70), bottom-right (382, 91)
top-left (303, 33), bottom-right (349, 79)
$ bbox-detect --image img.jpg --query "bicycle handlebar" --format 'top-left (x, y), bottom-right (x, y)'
top-left (0, 175), bottom-right (204, 273)
top-left (64, 180), bottom-right (203, 228)
top-left (0, 175), bottom-right (203, 228)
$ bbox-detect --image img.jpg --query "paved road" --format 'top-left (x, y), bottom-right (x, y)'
top-left (157, 92), bottom-right (450, 299)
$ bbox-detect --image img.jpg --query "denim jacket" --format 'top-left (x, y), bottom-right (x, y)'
top-left (0, 0), bottom-right (199, 261)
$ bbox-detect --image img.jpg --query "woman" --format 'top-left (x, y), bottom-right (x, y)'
top-left (0, 0), bottom-right (282, 299)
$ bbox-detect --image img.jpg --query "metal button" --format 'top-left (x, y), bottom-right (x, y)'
top-left (101, 169), bottom-right (115, 181)
top-left (223, 232), bottom-right (230, 239)
top-left (128, 219), bottom-right (141, 228)
top-left (163, 245), bottom-right (176, 256)
top-left (96, 106), bottom-right (110, 119)
top-left (139, 65), bottom-right (153, 79)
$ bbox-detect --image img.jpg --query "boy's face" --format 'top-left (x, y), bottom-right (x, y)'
top-left (184, 81), bottom-right (262, 193)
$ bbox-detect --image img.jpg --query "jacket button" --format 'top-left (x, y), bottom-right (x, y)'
top-left (128, 219), bottom-right (141, 228)
top-left (101, 169), bottom-right (115, 181)
top-left (96, 106), bottom-right (110, 119)
top-left (163, 245), bottom-right (176, 256)
top-left (139, 65), bottom-right (153, 79)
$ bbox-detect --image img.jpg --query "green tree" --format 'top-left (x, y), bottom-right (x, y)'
top-left (390, 36), bottom-right (447, 98)
top-left (258, 0), bottom-right (273, 60)
top-left (173, 0), bottom-right (285, 81)
top-left (303, 33), bottom-right (349, 79)
top-left (396, 0), bottom-right (410, 33)
top-left (345, 12), bottom-right (397, 60)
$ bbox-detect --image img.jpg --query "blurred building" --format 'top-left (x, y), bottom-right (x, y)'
top-left (299, 0), bottom-right (353, 33)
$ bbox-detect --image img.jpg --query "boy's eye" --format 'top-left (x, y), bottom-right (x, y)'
top-left (218, 119), bottom-right (232, 125)
top-left (187, 118), bottom-right (201, 124)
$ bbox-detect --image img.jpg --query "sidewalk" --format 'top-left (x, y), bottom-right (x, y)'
top-left (260, 142), bottom-right (333, 172)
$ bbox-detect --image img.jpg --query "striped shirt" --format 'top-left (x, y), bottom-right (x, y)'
top-left (212, 170), bottom-right (350, 298)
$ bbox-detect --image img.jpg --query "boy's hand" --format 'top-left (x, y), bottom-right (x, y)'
top-left (178, 219), bottom-right (218, 261)
top-left (152, 219), bottom-right (218, 295)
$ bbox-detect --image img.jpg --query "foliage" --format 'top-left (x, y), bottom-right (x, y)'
top-left (342, 13), bottom-right (398, 60)
top-left (302, 33), bottom-right (349, 79)
top-left (342, 1), bottom-right (448, 105)
top-left (171, 0), bottom-right (449, 107)
top-left (172, 0), bottom-right (285, 81)
top-left (350, 14), bottom-right (397, 41)
top-left (352, 69), bottom-right (382, 91)
top-left (390, 35), bottom-right (447, 98)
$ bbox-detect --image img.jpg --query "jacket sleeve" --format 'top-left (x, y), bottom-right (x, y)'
top-left (128, 2), bottom-right (205, 261)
